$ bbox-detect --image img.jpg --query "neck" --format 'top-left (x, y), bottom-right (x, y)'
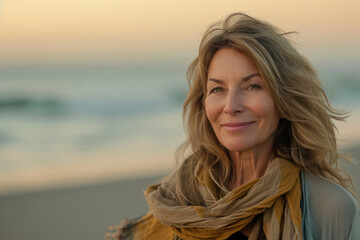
top-left (227, 144), bottom-right (274, 190)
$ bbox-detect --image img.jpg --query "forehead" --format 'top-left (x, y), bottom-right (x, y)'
top-left (207, 48), bottom-right (259, 80)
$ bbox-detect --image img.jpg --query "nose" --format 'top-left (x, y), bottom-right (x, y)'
top-left (223, 90), bottom-right (245, 115)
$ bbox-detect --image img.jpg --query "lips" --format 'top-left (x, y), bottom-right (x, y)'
top-left (221, 121), bottom-right (255, 130)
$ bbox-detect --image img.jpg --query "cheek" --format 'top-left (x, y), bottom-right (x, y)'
top-left (251, 96), bottom-right (279, 128)
top-left (204, 98), bottom-right (220, 125)
top-left (262, 103), bottom-right (279, 130)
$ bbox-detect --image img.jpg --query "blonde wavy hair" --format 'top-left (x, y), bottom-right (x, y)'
top-left (176, 12), bottom-right (354, 198)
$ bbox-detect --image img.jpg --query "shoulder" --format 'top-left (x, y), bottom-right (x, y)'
top-left (301, 171), bottom-right (360, 239)
top-left (302, 171), bottom-right (358, 211)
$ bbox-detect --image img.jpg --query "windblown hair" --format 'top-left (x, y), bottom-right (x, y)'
top-left (176, 12), bottom-right (353, 198)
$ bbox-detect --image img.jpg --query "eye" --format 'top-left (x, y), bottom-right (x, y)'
top-left (246, 84), bottom-right (262, 90)
top-left (209, 87), bottom-right (223, 94)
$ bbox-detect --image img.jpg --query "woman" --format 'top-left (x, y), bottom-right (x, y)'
top-left (106, 13), bottom-right (360, 240)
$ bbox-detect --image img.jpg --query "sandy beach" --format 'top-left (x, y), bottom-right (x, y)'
top-left (0, 143), bottom-right (359, 240)
top-left (0, 174), bottom-right (164, 240)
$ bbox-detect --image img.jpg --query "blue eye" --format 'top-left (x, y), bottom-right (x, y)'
top-left (210, 87), bottom-right (223, 93)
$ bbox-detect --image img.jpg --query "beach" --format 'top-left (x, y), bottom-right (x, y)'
top-left (0, 66), bottom-right (359, 240)
top-left (0, 39), bottom-right (359, 240)
top-left (0, 174), bottom-right (164, 240)
top-left (1, 2), bottom-right (359, 239)
top-left (0, 144), bottom-right (359, 240)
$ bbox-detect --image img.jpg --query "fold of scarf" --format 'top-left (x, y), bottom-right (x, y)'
top-left (105, 157), bottom-right (302, 240)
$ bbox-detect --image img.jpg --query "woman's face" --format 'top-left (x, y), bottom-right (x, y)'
top-left (204, 48), bottom-right (280, 153)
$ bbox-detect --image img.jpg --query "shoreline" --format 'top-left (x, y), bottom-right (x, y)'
top-left (0, 139), bottom-right (359, 198)
top-left (1, 108), bottom-right (359, 197)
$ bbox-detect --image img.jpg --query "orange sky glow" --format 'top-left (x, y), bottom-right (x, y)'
top-left (0, 0), bottom-right (359, 66)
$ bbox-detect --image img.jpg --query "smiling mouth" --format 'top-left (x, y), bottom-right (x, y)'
top-left (221, 122), bottom-right (255, 130)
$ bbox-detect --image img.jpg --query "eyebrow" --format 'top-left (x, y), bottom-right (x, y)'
top-left (208, 73), bottom-right (260, 84)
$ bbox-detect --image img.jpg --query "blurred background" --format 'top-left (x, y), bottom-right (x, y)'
top-left (0, 0), bottom-right (359, 239)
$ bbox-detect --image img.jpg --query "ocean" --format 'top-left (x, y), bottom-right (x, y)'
top-left (0, 62), bottom-right (359, 195)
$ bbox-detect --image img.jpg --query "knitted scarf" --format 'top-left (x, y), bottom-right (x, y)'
top-left (105, 157), bottom-right (302, 240)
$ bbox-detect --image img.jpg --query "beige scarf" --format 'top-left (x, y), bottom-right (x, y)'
top-left (106, 157), bottom-right (302, 240)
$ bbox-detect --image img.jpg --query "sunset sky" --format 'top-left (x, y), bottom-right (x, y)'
top-left (0, 0), bottom-right (359, 67)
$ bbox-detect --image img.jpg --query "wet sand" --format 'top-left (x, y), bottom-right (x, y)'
top-left (0, 145), bottom-right (359, 240)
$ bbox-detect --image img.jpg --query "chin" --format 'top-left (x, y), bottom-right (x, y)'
top-left (222, 143), bottom-right (252, 152)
